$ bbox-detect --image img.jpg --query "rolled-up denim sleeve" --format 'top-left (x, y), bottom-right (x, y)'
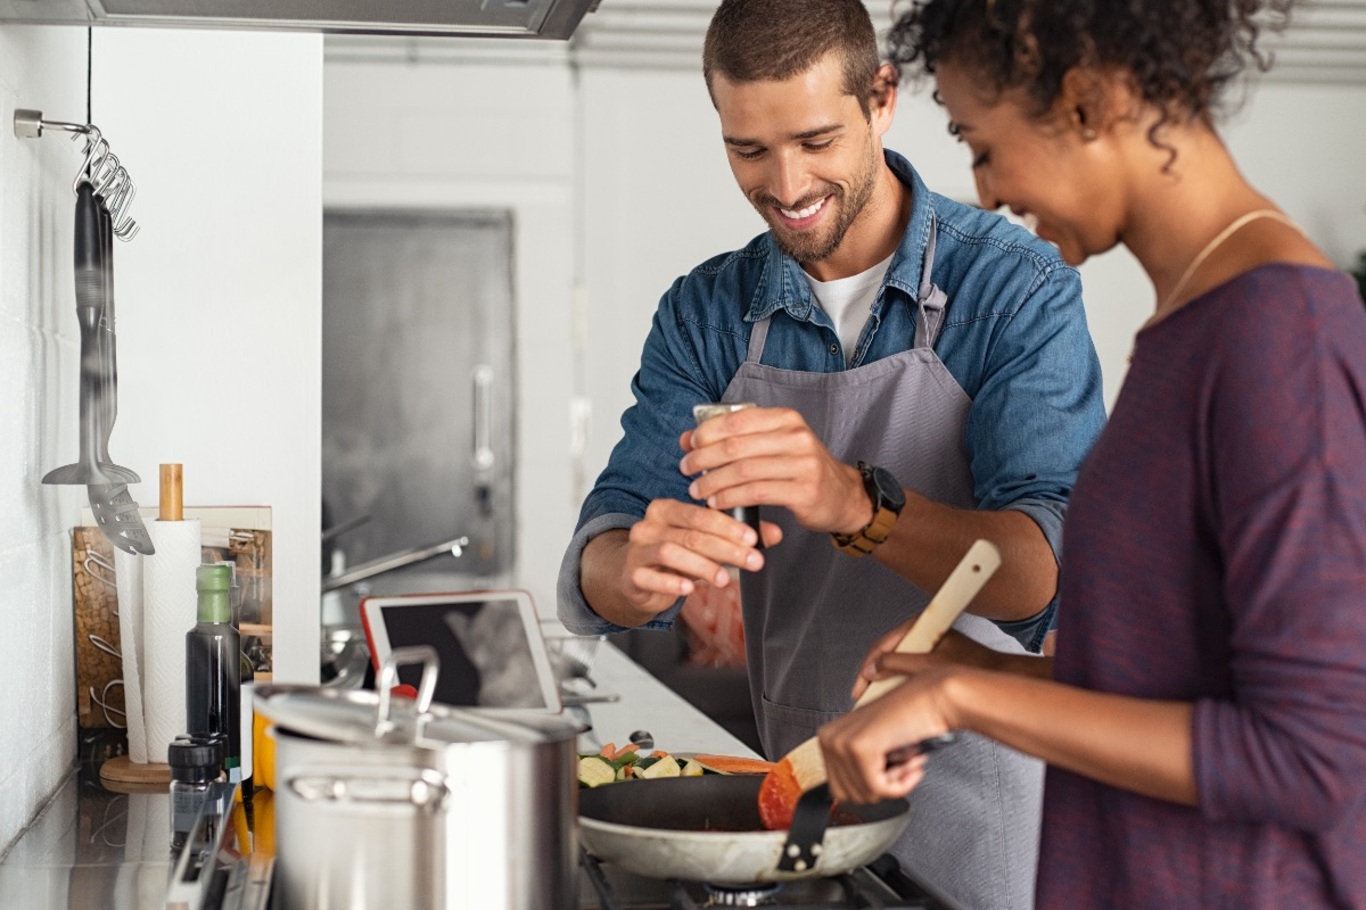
top-left (555, 277), bottom-right (731, 635)
top-left (967, 264), bottom-right (1107, 647)
top-left (556, 513), bottom-right (686, 634)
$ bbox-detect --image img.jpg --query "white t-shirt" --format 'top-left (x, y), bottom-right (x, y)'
top-left (804, 252), bottom-right (895, 363)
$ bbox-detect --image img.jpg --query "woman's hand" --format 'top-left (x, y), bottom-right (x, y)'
top-left (851, 627), bottom-right (1011, 700)
top-left (820, 667), bottom-right (958, 805)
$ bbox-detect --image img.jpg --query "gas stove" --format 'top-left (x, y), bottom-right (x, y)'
top-left (577, 850), bottom-right (967, 910)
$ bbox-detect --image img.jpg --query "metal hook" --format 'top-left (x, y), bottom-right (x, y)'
top-left (72, 130), bottom-right (110, 194)
top-left (110, 178), bottom-right (140, 240)
top-left (87, 148), bottom-right (120, 196)
top-left (93, 160), bottom-right (125, 201)
top-left (16, 110), bottom-right (142, 239)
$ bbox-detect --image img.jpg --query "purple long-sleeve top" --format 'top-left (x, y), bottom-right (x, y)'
top-left (1038, 265), bottom-right (1366, 909)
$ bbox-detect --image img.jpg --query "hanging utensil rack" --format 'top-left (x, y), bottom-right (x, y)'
top-left (13, 107), bottom-right (141, 240)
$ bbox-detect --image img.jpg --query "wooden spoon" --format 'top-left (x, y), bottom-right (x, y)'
top-left (758, 538), bottom-right (1002, 830)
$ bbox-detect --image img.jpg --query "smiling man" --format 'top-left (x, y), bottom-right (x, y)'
top-left (558, 1), bottom-right (1106, 906)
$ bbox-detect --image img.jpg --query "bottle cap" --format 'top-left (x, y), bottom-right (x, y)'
top-left (196, 563), bottom-right (233, 592)
top-left (195, 563), bottom-right (234, 623)
top-left (167, 736), bottom-right (224, 783)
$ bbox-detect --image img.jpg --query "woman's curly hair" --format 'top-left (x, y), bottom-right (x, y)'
top-left (886, 0), bottom-right (1296, 147)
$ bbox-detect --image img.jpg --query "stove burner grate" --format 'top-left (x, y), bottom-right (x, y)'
top-left (579, 850), bottom-right (964, 909)
top-left (703, 881), bottom-right (784, 906)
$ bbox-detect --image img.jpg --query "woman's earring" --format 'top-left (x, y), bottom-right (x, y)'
top-left (1075, 107), bottom-right (1096, 141)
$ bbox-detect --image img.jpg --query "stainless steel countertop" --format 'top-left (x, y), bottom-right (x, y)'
top-left (0, 641), bottom-right (757, 909)
top-left (0, 764), bottom-right (177, 910)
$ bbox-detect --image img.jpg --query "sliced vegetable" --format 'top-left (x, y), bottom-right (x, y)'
top-left (681, 758), bottom-right (705, 777)
top-left (577, 755), bottom-right (616, 788)
top-left (638, 756), bottom-right (682, 779)
top-left (692, 754), bottom-right (775, 775)
top-left (600, 741), bottom-right (645, 761)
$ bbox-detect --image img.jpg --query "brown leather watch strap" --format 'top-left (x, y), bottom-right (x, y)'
top-left (831, 503), bottom-right (898, 556)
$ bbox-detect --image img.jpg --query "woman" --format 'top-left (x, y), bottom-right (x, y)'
top-left (816, 0), bottom-right (1366, 906)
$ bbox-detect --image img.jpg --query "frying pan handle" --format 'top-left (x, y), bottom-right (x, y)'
top-left (884, 732), bottom-right (957, 769)
top-left (375, 645), bottom-right (440, 734)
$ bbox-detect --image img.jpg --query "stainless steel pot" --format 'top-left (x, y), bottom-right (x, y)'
top-left (261, 646), bottom-right (582, 909)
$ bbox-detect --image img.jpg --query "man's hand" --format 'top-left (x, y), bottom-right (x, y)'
top-left (680, 405), bottom-right (871, 537)
top-left (581, 498), bottom-right (783, 628)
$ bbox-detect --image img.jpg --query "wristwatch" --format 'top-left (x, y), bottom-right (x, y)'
top-left (831, 461), bottom-right (906, 556)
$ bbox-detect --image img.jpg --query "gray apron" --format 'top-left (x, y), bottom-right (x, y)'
top-left (721, 221), bottom-right (1043, 910)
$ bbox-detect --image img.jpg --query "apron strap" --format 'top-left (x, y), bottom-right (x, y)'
top-left (914, 216), bottom-right (948, 350)
top-left (745, 314), bottom-right (772, 364)
top-left (750, 214), bottom-right (949, 361)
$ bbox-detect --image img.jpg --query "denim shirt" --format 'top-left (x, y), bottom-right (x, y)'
top-left (558, 150), bottom-right (1106, 651)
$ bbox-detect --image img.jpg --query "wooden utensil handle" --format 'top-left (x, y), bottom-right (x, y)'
top-left (159, 463), bottom-right (183, 522)
top-left (855, 539), bottom-right (1002, 706)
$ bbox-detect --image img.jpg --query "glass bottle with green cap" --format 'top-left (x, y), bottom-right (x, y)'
top-left (185, 562), bottom-right (242, 782)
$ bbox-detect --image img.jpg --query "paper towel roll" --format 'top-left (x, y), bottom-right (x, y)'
top-left (114, 549), bottom-right (148, 763)
top-left (141, 518), bottom-right (201, 764)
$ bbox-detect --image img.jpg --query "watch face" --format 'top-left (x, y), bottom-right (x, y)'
top-left (870, 465), bottom-right (906, 511)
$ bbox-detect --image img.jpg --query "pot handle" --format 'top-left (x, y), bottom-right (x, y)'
top-left (375, 645), bottom-right (440, 735)
top-left (288, 770), bottom-right (449, 813)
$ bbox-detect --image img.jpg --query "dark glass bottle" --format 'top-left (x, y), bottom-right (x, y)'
top-left (185, 563), bottom-right (241, 782)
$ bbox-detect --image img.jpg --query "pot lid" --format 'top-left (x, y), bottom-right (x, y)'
top-left (259, 686), bottom-right (581, 749)
top-left (256, 645), bottom-right (581, 749)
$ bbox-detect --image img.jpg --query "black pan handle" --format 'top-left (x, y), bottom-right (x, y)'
top-left (885, 731), bottom-right (956, 769)
top-left (777, 783), bottom-right (832, 873)
top-left (776, 733), bottom-right (956, 875)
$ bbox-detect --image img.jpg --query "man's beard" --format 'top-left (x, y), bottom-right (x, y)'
top-left (755, 152), bottom-right (878, 264)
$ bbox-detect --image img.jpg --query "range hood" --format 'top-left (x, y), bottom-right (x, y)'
top-left (0, 0), bottom-right (601, 39)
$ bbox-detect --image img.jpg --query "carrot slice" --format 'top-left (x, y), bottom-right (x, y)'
top-left (691, 754), bottom-right (775, 775)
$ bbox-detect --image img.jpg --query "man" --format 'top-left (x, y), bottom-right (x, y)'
top-left (558, 0), bottom-right (1106, 905)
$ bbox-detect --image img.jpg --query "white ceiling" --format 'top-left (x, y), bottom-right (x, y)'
top-left (328, 0), bottom-right (1366, 86)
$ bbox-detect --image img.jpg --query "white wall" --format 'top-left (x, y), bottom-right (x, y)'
top-left (579, 67), bottom-right (1366, 430)
top-left (0, 24), bottom-right (321, 855)
top-left (91, 28), bottom-right (324, 684)
top-left (323, 59), bottom-right (577, 616)
top-left (325, 54), bottom-right (1366, 611)
top-left (0, 22), bottom-right (91, 858)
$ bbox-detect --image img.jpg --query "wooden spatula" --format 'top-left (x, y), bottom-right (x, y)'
top-left (758, 538), bottom-right (1002, 831)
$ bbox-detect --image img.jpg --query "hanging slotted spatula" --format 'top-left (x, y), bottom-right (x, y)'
top-left (42, 182), bottom-right (119, 489)
top-left (85, 190), bottom-right (154, 555)
top-left (759, 538), bottom-right (1002, 859)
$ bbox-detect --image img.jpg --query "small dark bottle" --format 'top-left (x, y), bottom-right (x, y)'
top-left (168, 735), bottom-right (224, 856)
top-left (186, 563), bottom-right (242, 782)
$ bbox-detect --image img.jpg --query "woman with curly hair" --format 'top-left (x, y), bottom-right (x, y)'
top-left (816, 0), bottom-right (1366, 906)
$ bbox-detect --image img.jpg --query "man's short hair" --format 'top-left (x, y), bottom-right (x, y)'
top-left (703, 0), bottom-right (881, 118)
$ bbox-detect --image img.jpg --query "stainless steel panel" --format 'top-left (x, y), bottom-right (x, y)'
top-left (321, 210), bottom-right (515, 612)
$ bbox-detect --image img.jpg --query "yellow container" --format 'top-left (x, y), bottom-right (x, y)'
top-left (254, 702), bottom-right (276, 792)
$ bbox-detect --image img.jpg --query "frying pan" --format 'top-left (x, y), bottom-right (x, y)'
top-left (578, 774), bottom-right (908, 884)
